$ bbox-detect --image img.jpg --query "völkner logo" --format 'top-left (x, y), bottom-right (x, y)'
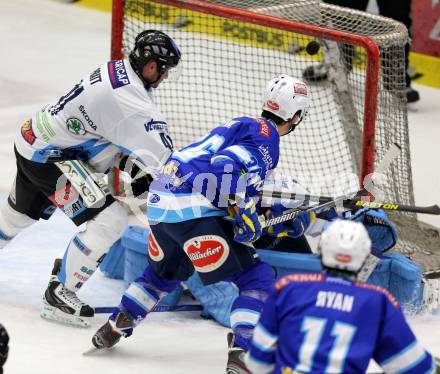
top-left (66, 117), bottom-right (86, 135)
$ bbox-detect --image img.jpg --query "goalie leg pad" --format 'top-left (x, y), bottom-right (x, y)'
top-left (345, 208), bottom-right (398, 254)
top-left (185, 272), bottom-right (238, 327)
top-left (58, 201), bottom-right (128, 291)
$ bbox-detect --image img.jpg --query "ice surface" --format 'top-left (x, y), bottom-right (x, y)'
top-left (0, 1), bottom-right (439, 373)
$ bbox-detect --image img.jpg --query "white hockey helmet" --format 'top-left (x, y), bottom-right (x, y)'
top-left (262, 75), bottom-right (311, 124)
top-left (318, 220), bottom-right (371, 273)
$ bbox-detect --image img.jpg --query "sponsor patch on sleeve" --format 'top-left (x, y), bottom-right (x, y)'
top-left (257, 119), bottom-right (270, 138)
top-left (354, 281), bottom-right (399, 308)
top-left (275, 273), bottom-right (324, 291)
top-left (21, 119), bottom-right (36, 145)
top-left (108, 60), bottom-right (130, 89)
top-left (144, 119), bottom-right (168, 132)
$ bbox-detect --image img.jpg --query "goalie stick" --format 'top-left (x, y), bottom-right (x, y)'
top-left (261, 143), bottom-right (401, 229)
top-left (261, 192), bottom-right (440, 215)
top-left (261, 143), bottom-right (401, 283)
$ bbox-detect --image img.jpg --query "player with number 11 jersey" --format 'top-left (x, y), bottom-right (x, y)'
top-left (246, 220), bottom-right (436, 374)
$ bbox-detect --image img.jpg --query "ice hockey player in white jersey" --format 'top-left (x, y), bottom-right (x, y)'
top-left (0, 30), bottom-right (181, 326)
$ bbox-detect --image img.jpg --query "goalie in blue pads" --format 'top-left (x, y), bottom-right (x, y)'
top-left (246, 220), bottom-right (436, 374)
top-left (344, 207), bottom-right (398, 256)
top-left (183, 205), bottom-right (399, 329)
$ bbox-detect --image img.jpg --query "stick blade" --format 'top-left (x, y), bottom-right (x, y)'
top-left (430, 205), bottom-right (440, 215)
top-left (417, 205), bottom-right (440, 215)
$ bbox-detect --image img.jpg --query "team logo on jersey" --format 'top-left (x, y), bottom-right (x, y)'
top-left (66, 117), bottom-right (86, 135)
top-left (148, 232), bottom-right (164, 261)
top-left (21, 119), bottom-right (36, 145)
top-left (108, 60), bottom-right (130, 89)
top-left (183, 235), bottom-right (229, 273)
top-left (293, 83), bottom-right (308, 96)
top-left (266, 100), bottom-right (279, 111)
top-left (149, 193), bottom-right (161, 204)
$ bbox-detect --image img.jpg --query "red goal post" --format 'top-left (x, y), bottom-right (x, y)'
top-left (111, 0), bottom-right (379, 183)
top-left (110, 0), bottom-right (440, 271)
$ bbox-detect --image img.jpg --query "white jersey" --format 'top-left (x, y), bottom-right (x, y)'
top-left (15, 59), bottom-right (172, 175)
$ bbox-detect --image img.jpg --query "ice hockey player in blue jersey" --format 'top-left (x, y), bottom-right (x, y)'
top-left (246, 219), bottom-right (438, 374)
top-left (0, 30), bottom-right (181, 327)
top-left (90, 75), bottom-right (312, 372)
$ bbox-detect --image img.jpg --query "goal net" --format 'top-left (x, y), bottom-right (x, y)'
top-left (112, 0), bottom-right (440, 274)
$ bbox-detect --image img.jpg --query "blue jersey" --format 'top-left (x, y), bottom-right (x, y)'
top-left (147, 116), bottom-right (280, 222)
top-left (246, 273), bottom-right (435, 374)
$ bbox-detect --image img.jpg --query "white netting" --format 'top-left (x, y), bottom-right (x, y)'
top-left (115, 0), bottom-right (440, 273)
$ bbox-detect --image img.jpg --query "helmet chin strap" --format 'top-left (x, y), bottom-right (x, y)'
top-left (147, 65), bottom-right (167, 86)
top-left (140, 69), bottom-right (163, 89)
top-left (282, 118), bottom-right (302, 136)
top-left (283, 124), bottom-right (297, 136)
top-left (131, 56), bottom-right (166, 89)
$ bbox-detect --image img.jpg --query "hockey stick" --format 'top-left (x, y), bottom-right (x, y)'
top-left (55, 160), bottom-right (110, 208)
top-left (84, 305), bottom-right (204, 355)
top-left (261, 192), bottom-right (440, 215)
top-left (261, 143), bottom-right (401, 229)
top-left (94, 304), bottom-right (204, 314)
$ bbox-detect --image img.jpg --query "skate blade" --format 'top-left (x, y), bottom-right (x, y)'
top-left (41, 304), bottom-right (92, 328)
top-left (83, 344), bottom-right (115, 356)
top-left (83, 346), bottom-right (105, 356)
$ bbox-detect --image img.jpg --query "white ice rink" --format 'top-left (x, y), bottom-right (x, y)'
top-left (0, 1), bottom-right (439, 373)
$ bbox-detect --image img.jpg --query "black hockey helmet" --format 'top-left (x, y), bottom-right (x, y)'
top-left (129, 30), bottom-right (181, 83)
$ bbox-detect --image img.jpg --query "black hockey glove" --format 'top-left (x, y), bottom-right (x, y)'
top-left (0, 323), bottom-right (9, 369)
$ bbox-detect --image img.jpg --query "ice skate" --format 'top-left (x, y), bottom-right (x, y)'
top-left (40, 259), bottom-right (94, 327)
top-left (226, 332), bottom-right (251, 374)
top-left (89, 311), bottom-right (134, 353)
